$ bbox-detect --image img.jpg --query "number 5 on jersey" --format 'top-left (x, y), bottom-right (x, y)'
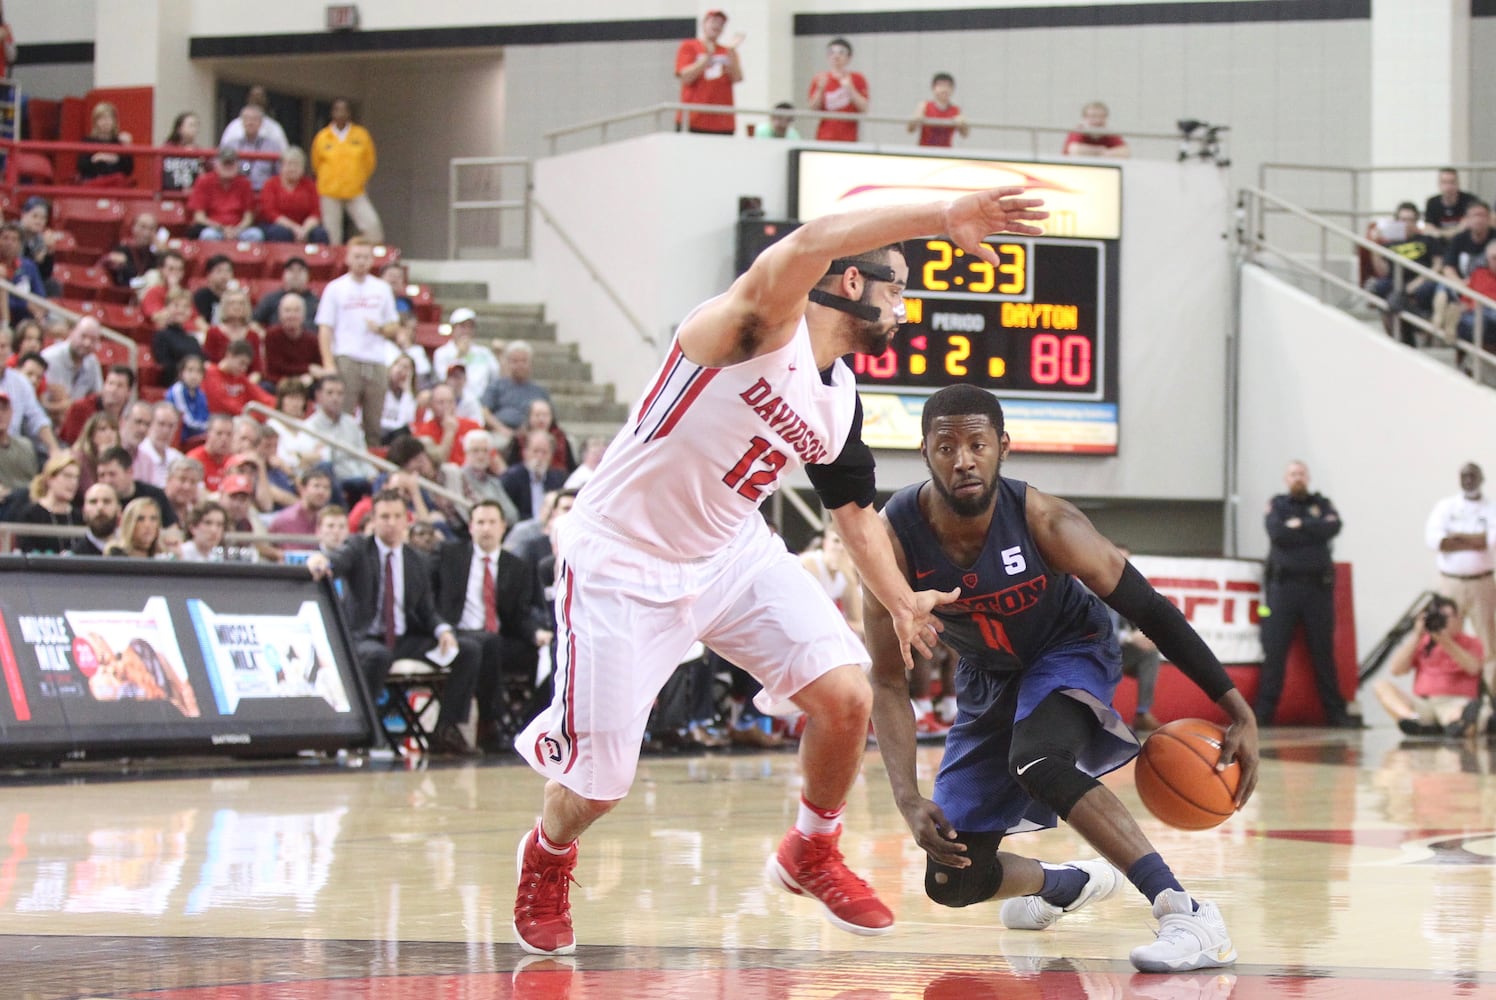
top-left (723, 435), bottom-right (787, 501)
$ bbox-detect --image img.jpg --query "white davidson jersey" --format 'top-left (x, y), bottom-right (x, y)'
top-left (579, 319), bottom-right (859, 560)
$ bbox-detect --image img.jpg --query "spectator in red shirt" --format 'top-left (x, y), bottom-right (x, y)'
top-left (1063, 101), bottom-right (1129, 159)
top-left (185, 413), bottom-right (236, 492)
top-left (139, 250), bottom-right (201, 332)
top-left (808, 38), bottom-right (868, 142)
top-left (675, 9), bottom-right (742, 136)
top-left (187, 146), bottom-right (265, 242)
top-left (411, 383), bottom-right (482, 467)
top-left (908, 73), bottom-right (968, 148)
top-left (1456, 240), bottom-right (1496, 352)
top-left (202, 341), bottom-right (274, 417)
top-left (59, 364), bottom-right (135, 445)
top-left (259, 147), bottom-right (329, 244)
top-left (203, 288), bottom-right (265, 380)
top-left (262, 294), bottom-right (326, 384)
top-left (1373, 594), bottom-right (1484, 736)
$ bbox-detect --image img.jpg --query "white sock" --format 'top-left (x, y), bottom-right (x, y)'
top-left (936, 695), bottom-right (958, 720)
top-left (912, 698), bottom-right (934, 716)
top-left (794, 795), bottom-right (844, 837)
top-left (536, 824), bottom-right (573, 854)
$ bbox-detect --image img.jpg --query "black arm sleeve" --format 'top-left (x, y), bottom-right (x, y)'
top-left (1103, 562), bottom-right (1236, 702)
top-left (805, 395), bottom-right (876, 510)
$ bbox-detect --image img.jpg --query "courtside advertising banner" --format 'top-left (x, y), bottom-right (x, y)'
top-left (1132, 555), bottom-right (1265, 665)
top-left (0, 556), bottom-right (376, 758)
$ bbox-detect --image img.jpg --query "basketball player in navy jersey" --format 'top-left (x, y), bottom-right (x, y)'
top-left (867, 385), bottom-right (1260, 974)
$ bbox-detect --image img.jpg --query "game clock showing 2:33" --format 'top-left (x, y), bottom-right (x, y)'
top-left (854, 235), bottom-right (1119, 403)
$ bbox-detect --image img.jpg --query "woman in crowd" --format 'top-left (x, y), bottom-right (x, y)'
top-left (177, 500), bottom-right (230, 562)
top-left (75, 412), bottom-right (121, 495)
top-left (272, 378), bottom-right (323, 476)
top-left (203, 288), bottom-right (266, 380)
top-left (259, 147), bottom-right (329, 244)
top-left (105, 496), bottom-right (166, 559)
top-left (161, 111), bottom-right (205, 193)
top-left (77, 101), bottom-right (135, 186)
top-left (381, 353), bottom-right (417, 443)
top-left (16, 451), bottom-right (82, 553)
top-left (502, 397), bottom-right (575, 474)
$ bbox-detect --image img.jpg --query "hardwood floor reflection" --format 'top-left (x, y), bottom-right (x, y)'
top-left (0, 728), bottom-right (1492, 999)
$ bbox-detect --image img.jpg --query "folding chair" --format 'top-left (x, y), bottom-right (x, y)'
top-left (383, 658), bottom-right (451, 756)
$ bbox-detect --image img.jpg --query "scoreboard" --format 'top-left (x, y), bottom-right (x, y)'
top-left (791, 150), bottom-right (1121, 455)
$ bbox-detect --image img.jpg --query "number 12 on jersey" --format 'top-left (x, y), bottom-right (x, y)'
top-left (722, 435), bottom-right (787, 502)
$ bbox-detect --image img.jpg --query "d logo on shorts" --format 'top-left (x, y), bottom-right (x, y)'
top-left (536, 733), bottom-right (565, 766)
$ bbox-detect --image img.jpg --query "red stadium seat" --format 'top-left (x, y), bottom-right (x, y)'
top-left (406, 284), bottom-right (440, 323)
top-left (414, 322), bottom-right (448, 351)
top-left (52, 263), bottom-right (112, 302)
top-left (136, 197), bottom-right (189, 235)
top-left (52, 196), bottom-right (127, 254)
top-left (370, 244), bottom-right (401, 271)
top-left (80, 301), bottom-right (146, 337)
top-left (195, 239), bottom-right (267, 279)
top-left (264, 241), bottom-right (337, 280)
top-left (47, 230), bottom-right (95, 267)
top-left (15, 152), bottom-right (55, 185)
top-left (164, 237), bottom-right (203, 277)
top-left (95, 338), bottom-right (135, 369)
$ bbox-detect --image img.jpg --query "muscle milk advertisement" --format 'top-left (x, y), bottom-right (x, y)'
top-left (186, 599), bottom-right (350, 714)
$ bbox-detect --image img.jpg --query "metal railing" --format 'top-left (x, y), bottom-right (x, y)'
top-left (242, 402), bottom-right (475, 516)
top-left (0, 274), bottom-right (137, 368)
top-left (1257, 160), bottom-right (1496, 236)
top-left (530, 196), bottom-right (655, 350)
top-left (1238, 185), bottom-right (1496, 383)
top-left (542, 102), bottom-right (1184, 160)
top-left (447, 156), bottom-right (531, 260)
top-left (2, 136), bottom-right (281, 199)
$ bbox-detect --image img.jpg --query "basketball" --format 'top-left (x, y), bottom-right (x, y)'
top-left (1134, 719), bottom-right (1240, 830)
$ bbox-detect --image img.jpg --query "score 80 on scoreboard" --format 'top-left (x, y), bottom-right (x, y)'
top-left (853, 235), bottom-right (1119, 454)
top-left (790, 149), bottom-right (1121, 455)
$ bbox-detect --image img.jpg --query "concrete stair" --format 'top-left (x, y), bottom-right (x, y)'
top-left (418, 281), bottom-right (630, 440)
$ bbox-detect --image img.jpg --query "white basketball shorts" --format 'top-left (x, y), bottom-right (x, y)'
top-left (515, 509), bottom-right (869, 800)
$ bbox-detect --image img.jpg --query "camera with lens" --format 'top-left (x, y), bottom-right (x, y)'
top-left (1422, 601), bottom-right (1449, 634)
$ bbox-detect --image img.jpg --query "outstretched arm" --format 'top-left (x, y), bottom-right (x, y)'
top-left (678, 187), bottom-right (1048, 367)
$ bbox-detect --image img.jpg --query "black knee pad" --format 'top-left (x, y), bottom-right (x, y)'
top-left (925, 855), bottom-right (1003, 908)
top-left (1009, 694), bottom-right (1103, 820)
top-left (924, 834), bottom-right (1005, 908)
top-left (1008, 752), bottom-right (1099, 820)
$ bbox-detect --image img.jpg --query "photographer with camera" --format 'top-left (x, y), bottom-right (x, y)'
top-left (1373, 596), bottom-right (1484, 737)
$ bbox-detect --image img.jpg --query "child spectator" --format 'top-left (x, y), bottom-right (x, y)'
top-left (908, 73), bottom-right (967, 148)
top-left (151, 289), bottom-right (207, 388)
top-left (167, 355), bottom-right (210, 440)
top-left (202, 340), bottom-right (274, 417)
top-left (807, 37), bottom-right (868, 142)
top-left (1063, 101), bottom-right (1129, 158)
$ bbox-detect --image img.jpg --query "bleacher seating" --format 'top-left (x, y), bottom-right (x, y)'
top-left (264, 241), bottom-right (338, 279)
top-left (196, 239), bottom-right (268, 275)
top-left (52, 196), bottom-right (127, 254)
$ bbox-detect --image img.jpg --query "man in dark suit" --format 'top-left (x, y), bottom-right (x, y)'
top-left (432, 499), bottom-right (552, 752)
top-left (308, 489), bottom-right (482, 757)
top-left (500, 429), bottom-right (567, 521)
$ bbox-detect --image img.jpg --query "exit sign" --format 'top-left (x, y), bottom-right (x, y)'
top-left (326, 4), bottom-right (360, 31)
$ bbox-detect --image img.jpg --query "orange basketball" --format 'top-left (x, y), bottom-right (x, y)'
top-left (1134, 718), bottom-right (1240, 831)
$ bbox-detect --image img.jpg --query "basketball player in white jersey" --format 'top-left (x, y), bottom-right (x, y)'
top-left (512, 186), bottom-right (1049, 957)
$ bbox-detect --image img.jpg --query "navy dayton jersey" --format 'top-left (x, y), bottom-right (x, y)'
top-left (884, 476), bottom-right (1113, 670)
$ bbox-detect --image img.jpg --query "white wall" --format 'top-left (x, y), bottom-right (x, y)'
top-left (1236, 264), bottom-right (1496, 659)
top-left (7, 0), bottom-right (98, 42)
top-left (534, 134), bottom-right (1233, 502)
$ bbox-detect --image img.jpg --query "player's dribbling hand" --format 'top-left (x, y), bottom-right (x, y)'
top-left (1217, 694), bottom-right (1260, 809)
top-left (898, 796), bottom-right (968, 868)
top-left (946, 187), bottom-right (1049, 266)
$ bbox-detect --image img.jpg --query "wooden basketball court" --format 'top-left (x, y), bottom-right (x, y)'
top-left (0, 727), bottom-right (1492, 998)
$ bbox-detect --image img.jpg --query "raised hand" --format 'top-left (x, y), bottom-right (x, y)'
top-left (945, 187), bottom-right (1049, 266)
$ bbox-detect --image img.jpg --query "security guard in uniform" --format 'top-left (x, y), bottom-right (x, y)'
top-left (1257, 460), bottom-right (1360, 727)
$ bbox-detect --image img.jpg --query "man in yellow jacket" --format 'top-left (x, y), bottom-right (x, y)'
top-left (311, 98), bottom-right (384, 246)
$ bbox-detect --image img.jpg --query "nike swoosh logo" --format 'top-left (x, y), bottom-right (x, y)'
top-left (915, 568), bottom-right (937, 580)
top-left (1016, 757), bottom-right (1046, 775)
